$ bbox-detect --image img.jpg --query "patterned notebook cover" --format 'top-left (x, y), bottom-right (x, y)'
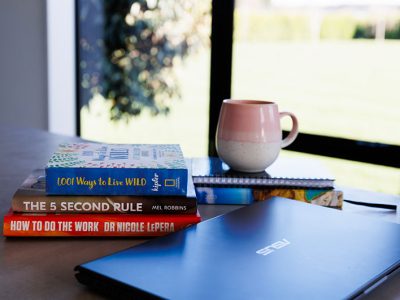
top-left (47, 143), bottom-right (187, 169)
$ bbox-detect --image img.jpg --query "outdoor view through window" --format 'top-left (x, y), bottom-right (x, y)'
top-left (232, 0), bottom-right (400, 194)
top-left (78, 0), bottom-right (211, 157)
top-left (78, 0), bottom-right (399, 194)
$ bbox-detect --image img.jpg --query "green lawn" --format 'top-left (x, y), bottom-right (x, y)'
top-left (231, 40), bottom-right (400, 194)
top-left (232, 40), bottom-right (400, 145)
top-left (81, 40), bottom-right (400, 194)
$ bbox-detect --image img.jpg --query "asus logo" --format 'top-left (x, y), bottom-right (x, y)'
top-left (256, 238), bottom-right (290, 256)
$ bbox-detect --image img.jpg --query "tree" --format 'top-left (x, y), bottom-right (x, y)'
top-left (78, 0), bottom-right (209, 120)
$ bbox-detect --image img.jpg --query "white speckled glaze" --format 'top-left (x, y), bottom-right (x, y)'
top-left (216, 139), bottom-right (281, 172)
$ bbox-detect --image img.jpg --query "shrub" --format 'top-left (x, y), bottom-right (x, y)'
top-left (353, 23), bottom-right (375, 39)
top-left (320, 14), bottom-right (358, 40)
top-left (235, 10), bottom-right (400, 42)
top-left (385, 21), bottom-right (400, 39)
top-left (234, 12), bottom-right (310, 41)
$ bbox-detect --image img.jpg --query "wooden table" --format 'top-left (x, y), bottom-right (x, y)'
top-left (0, 126), bottom-right (399, 299)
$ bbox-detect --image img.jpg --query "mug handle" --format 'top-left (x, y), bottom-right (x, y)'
top-left (279, 112), bottom-right (299, 148)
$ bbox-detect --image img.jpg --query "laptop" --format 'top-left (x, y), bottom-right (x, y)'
top-left (75, 197), bottom-right (400, 299)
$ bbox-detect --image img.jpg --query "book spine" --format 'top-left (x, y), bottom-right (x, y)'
top-left (195, 186), bottom-right (343, 208)
top-left (3, 212), bottom-right (201, 237)
top-left (46, 167), bottom-right (187, 196)
top-left (11, 195), bottom-right (198, 214)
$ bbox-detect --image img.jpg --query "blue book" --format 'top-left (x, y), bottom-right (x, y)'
top-left (46, 143), bottom-right (187, 196)
top-left (195, 186), bottom-right (343, 208)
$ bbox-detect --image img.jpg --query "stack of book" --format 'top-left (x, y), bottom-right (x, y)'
top-left (191, 157), bottom-right (343, 209)
top-left (3, 143), bottom-right (201, 237)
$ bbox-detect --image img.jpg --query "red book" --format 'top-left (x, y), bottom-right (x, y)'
top-left (3, 210), bottom-right (201, 237)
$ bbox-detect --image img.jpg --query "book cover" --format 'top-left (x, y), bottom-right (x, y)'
top-left (3, 210), bottom-right (201, 237)
top-left (12, 169), bottom-right (197, 214)
top-left (192, 157), bottom-right (335, 189)
top-left (45, 143), bottom-right (188, 196)
top-left (195, 186), bottom-right (343, 208)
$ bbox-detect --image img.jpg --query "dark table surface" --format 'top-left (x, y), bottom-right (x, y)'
top-left (0, 126), bottom-right (399, 299)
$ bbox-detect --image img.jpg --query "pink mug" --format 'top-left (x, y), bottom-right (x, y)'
top-left (216, 100), bottom-right (299, 172)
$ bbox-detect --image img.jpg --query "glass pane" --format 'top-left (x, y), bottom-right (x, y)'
top-left (232, 1), bottom-right (400, 146)
top-left (77, 0), bottom-right (211, 157)
top-left (281, 150), bottom-right (400, 195)
top-left (232, 1), bottom-right (400, 194)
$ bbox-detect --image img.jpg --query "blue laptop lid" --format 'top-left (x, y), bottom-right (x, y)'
top-left (75, 197), bottom-right (400, 300)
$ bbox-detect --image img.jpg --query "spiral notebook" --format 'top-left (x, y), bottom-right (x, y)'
top-left (191, 157), bottom-right (335, 189)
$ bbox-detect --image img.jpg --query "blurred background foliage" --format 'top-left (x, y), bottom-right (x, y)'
top-left (234, 11), bottom-right (400, 42)
top-left (78, 0), bottom-right (209, 121)
top-left (79, 1), bottom-right (400, 121)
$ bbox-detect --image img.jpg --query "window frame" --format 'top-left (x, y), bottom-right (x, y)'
top-left (47, 0), bottom-right (77, 136)
top-left (73, 0), bottom-right (400, 168)
top-left (209, 0), bottom-right (400, 168)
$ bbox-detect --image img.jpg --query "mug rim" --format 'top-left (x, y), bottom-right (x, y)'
top-left (223, 99), bottom-right (276, 106)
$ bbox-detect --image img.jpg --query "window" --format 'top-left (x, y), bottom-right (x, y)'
top-left (232, 0), bottom-right (400, 146)
top-left (76, 0), bottom-right (400, 195)
top-left (211, 0), bottom-right (400, 194)
top-left (76, 0), bottom-right (211, 157)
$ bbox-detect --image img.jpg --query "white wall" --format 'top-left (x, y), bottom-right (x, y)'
top-left (0, 0), bottom-right (48, 130)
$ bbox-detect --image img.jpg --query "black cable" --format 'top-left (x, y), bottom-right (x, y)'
top-left (344, 199), bottom-right (397, 210)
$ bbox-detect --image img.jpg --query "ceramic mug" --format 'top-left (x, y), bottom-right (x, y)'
top-left (216, 100), bottom-right (299, 172)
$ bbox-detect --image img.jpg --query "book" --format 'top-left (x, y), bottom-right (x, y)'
top-left (191, 157), bottom-right (335, 189)
top-left (12, 169), bottom-right (197, 214)
top-left (195, 186), bottom-right (343, 209)
top-left (45, 143), bottom-right (188, 196)
top-left (3, 210), bottom-right (201, 237)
